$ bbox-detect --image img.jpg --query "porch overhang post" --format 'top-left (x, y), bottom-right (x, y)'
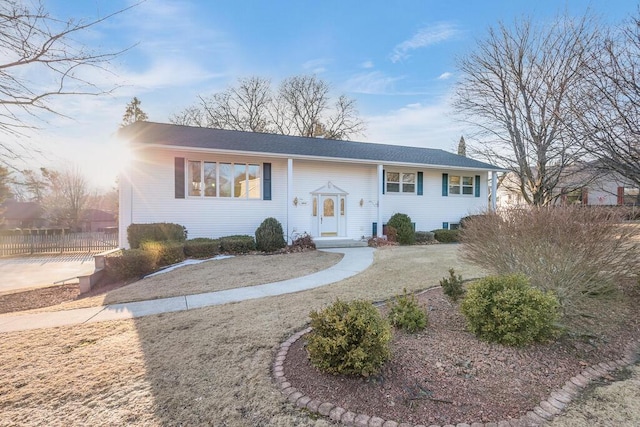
top-left (287, 158), bottom-right (293, 244)
top-left (491, 171), bottom-right (498, 211)
top-left (377, 164), bottom-right (384, 237)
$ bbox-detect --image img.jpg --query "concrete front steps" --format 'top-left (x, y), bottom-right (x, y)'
top-left (313, 238), bottom-right (368, 249)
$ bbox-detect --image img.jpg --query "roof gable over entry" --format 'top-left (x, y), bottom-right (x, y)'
top-left (311, 181), bottom-right (348, 195)
top-left (120, 121), bottom-right (501, 171)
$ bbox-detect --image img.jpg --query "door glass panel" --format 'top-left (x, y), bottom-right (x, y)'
top-left (340, 198), bottom-right (344, 216)
top-left (312, 197), bottom-right (318, 216)
top-left (323, 198), bottom-right (335, 217)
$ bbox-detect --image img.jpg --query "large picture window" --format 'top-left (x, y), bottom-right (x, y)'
top-left (449, 175), bottom-right (474, 196)
top-left (188, 160), bottom-right (261, 199)
top-left (386, 171), bottom-right (415, 194)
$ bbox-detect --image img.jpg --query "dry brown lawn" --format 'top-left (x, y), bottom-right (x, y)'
top-left (2, 250), bottom-right (342, 314)
top-left (0, 244), bottom-right (637, 426)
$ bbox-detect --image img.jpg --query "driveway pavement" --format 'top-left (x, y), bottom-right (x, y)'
top-left (0, 253), bottom-right (96, 294)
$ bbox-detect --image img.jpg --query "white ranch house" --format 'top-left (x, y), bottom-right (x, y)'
top-left (118, 122), bottom-right (501, 248)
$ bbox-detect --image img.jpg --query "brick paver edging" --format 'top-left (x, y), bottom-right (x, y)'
top-left (273, 328), bottom-right (640, 427)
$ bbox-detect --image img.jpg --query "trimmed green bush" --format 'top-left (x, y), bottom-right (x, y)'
top-left (387, 213), bottom-right (415, 245)
top-left (433, 228), bottom-right (460, 243)
top-left (183, 238), bottom-right (220, 258)
top-left (219, 235), bottom-right (256, 254)
top-left (440, 268), bottom-right (465, 302)
top-left (127, 223), bottom-right (187, 249)
top-left (460, 275), bottom-right (560, 346)
top-left (307, 299), bottom-right (392, 377)
top-left (140, 241), bottom-right (185, 267)
top-left (255, 217), bottom-right (286, 252)
top-left (105, 249), bottom-right (156, 281)
top-left (415, 231), bottom-right (435, 244)
top-left (388, 290), bottom-right (428, 333)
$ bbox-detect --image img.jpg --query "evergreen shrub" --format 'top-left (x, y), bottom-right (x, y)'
top-left (105, 249), bottom-right (156, 281)
top-left (255, 217), bottom-right (286, 252)
top-left (440, 268), bottom-right (465, 302)
top-left (140, 241), bottom-right (185, 267)
top-left (433, 228), bottom-right (460, 243)
top-left (183, 238), bottom-right (220, 258)
top-left (415, 231), bottom-right (435, 244)
top-left (219, 235), bottom-right (256, 254)
top-left (307, 299), bottom-right (392, 377)
top-left (388, 290), bottom-right (428, 333)
top-left (460, 275), bottom-right (559, 346)
top-left (127, 223), bottom-right (187, 249)
top-left (387, 213), bottom-right (415, 245)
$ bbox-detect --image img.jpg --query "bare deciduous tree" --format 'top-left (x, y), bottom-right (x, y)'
top-left (171, 75), bottom-right (365, 140)
top-left (0, 0), bottom-right (138, 162)
top-left (43, 166), bottom-right (89, 230)
top-left (572, 12), bottom-right (640, 202)
top-left (453, 14), bottom-right (599, 205)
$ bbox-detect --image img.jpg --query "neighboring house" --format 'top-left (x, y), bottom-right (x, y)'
top-left (117, 122), bottom-right (502, 248)
top-left (79, 209), bottom-right (117, 232)
top-left (496, 166), bottom-right (639, 208)
top-left (0, 200), bottom-right (46, 229)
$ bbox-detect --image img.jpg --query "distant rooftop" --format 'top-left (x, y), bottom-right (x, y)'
top-left (119, 121), bottom-right (501, 171)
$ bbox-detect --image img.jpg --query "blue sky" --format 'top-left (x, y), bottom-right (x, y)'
top-left (8, 0), bottom-right (636, 189)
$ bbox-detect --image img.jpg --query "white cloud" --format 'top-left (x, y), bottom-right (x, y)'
top-left (343, 71), bottom-right (403, 95)
top-left (390, 22), bottom-right (460, 63)
top-left (438, 72), bottom-right (453, 80)
top-left (361, 60), bottom-right (374, 69)
top-left (302, 58), bottom-right (331, 74)
top-left (362, 95), bottom-right (464, 151)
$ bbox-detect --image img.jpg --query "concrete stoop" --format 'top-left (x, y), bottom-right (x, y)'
top-left (313, 238), bottom-right (368, 249)
top-left (78, 248), bottom-right (121, 293)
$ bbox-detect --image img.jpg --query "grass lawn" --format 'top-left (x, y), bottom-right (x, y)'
top-left (1, 244), bottom-right (637, 426)
top-left (1, 250), bottom-right (342, 314)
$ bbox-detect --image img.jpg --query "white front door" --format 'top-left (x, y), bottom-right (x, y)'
top-left (320, 195), bottom-right (338, 236)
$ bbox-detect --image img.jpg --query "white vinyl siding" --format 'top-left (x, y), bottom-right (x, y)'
top-left (119, 148), bottom-right (285, 246)
top-left (119, 146), bottom-right (491, 247)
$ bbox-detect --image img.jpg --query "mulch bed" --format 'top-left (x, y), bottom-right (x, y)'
top-left (283, 287), bottom-right (640, 426)
top-left (0, 280), bottom-right (130, 314)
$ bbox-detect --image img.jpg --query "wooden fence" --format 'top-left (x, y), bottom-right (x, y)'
top-left (0, 232), bottom-right (119, 257)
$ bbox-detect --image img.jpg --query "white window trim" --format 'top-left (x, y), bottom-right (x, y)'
top-left (386, 171), bottom-right (416, 194)
top-left (186, 160), bottom-right (262, 200)
top-left (448, 175), bottom-right (475, 197)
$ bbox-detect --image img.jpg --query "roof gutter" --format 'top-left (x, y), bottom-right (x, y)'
top-left (134, 143), bottom-right (506, 173)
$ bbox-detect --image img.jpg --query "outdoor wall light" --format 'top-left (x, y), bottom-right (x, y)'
top-left (359, 198), bottom-right (364, 207)
top-left (293, 197), bottom-right (299, 206)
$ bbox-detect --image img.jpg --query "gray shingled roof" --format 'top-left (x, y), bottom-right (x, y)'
top-left (119, 121), bottom-right (500, 170)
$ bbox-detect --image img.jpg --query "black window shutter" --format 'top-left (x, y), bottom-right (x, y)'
top-left (442, 173), bottom-right (448, 196)
top-left (382, 169), bottom-right (385, 194)
top-left (475, 175), bottom-right (481, 197)
top-left (263, 163), bottom-right (272, 200)
top-left (417, 171), bottom-right (423, 195)
top-left (175, 157), bottom-right (185, 199)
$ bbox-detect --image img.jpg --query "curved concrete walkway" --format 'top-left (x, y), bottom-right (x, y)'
top-left (0, 247), bottom-right (374, 334)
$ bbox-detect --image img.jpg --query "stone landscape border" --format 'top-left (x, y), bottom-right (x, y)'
top-left (273, 328), bottom-right (640, 427)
